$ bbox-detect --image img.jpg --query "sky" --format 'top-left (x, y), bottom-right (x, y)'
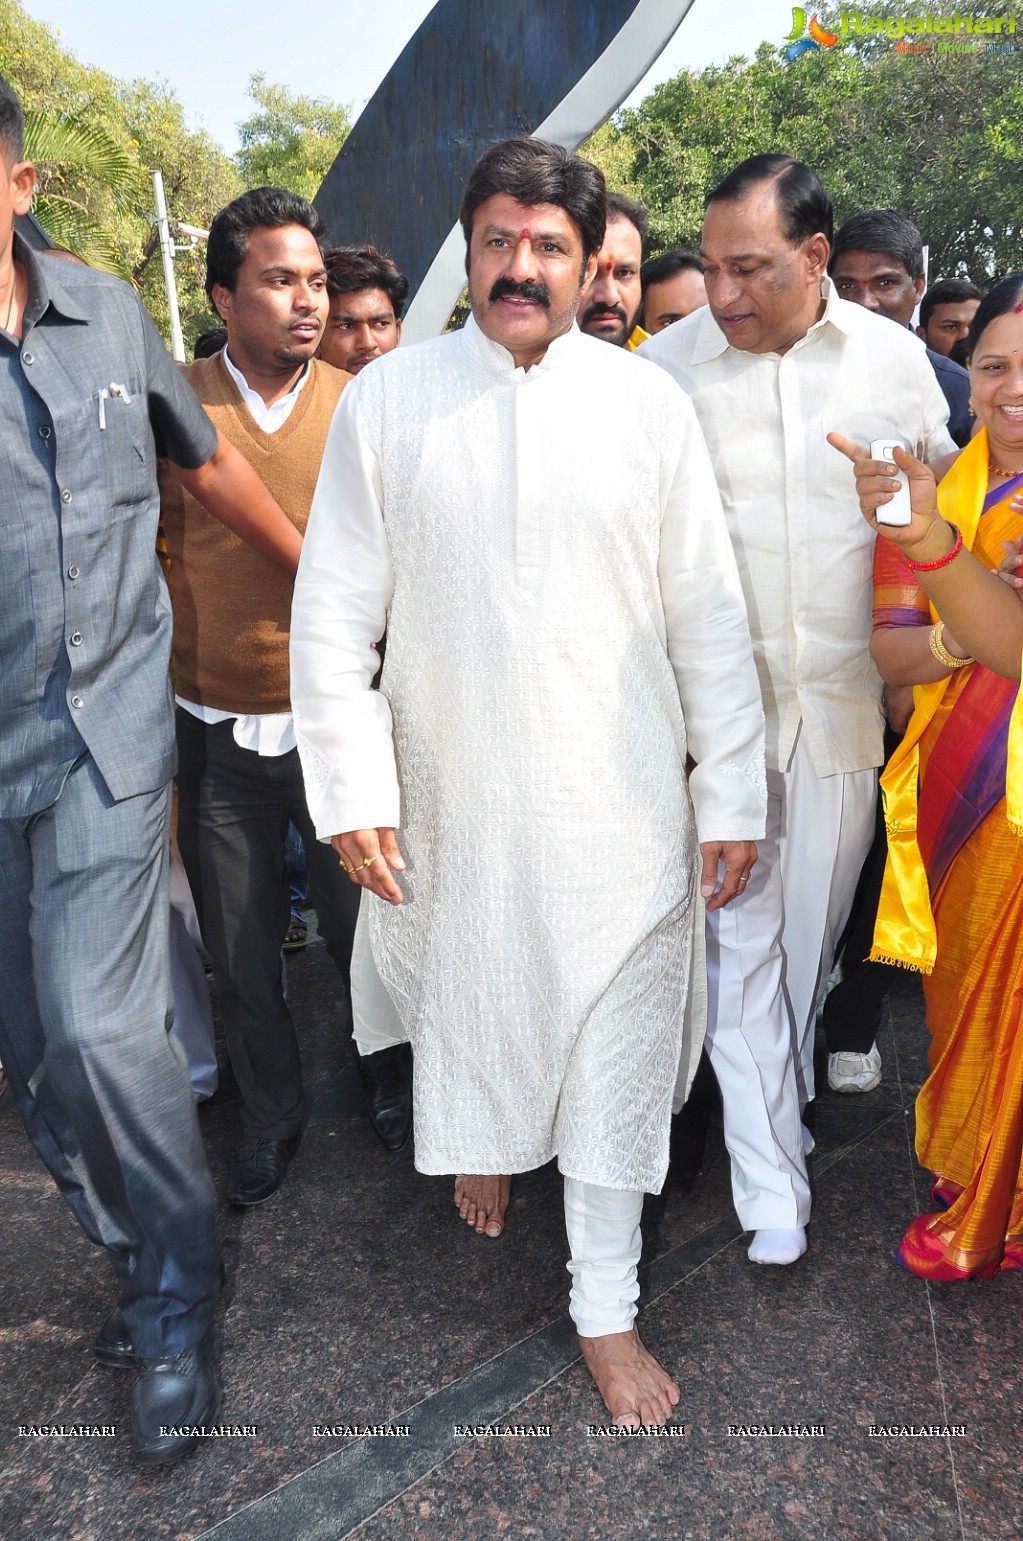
top-left (19, 0), bottom-right (803, 155)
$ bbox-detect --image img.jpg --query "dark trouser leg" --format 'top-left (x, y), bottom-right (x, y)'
top-left (822, 759), bottom-right (900, 1056)
top-left (175, 711), bottom-right (304, 1143)
top-left (286, 792), bottom-right (360, 1003)
top-left (0, 756), bottom-right (219, 1359)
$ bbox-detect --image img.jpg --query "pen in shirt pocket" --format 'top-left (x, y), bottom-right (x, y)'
top-left (97, 382), bottom-right (133, 430)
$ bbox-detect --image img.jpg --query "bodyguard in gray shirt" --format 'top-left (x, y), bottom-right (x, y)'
top-left (0, 76), bottom-right (303, 1468)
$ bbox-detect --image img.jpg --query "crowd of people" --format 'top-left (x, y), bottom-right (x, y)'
top-left (2, 63), bottom-right (1022, 1467)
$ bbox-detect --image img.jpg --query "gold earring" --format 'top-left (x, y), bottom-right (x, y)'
top-left (968, 397), bottom-right (975, 414)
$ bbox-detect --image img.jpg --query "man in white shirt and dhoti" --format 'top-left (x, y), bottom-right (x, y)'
top-left (291, 138), bottom-right (765, 1428)
top-left (641, 155), bottom-right (956, 1267)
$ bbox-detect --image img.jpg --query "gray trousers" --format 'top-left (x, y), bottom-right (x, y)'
top-left (0, 754), bottom-right (219, 1359)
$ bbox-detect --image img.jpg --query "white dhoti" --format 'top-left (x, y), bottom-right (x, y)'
top-left (705, 724), bottom-right (876, 1229)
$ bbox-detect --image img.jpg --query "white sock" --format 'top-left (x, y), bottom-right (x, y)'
top-left (748, 1226), bottom-right (807, 1265)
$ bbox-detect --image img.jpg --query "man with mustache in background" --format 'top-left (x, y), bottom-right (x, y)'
top-left (291, 137), bottom-right (766, 1429)
top-left (577, 190), bottom-right (648, 350)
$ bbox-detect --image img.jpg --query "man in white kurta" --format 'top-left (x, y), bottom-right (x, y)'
top-left (640, 154), bottom-right (956, 1266)
top-left (291, 138), bottom-right (765, 1428)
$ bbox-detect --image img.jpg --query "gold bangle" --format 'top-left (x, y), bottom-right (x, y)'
top-left (928, 621), bottom-right (975, 671)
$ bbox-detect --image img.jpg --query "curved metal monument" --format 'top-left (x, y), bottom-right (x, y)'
top-left (314, 0), bottom-right (696, 342)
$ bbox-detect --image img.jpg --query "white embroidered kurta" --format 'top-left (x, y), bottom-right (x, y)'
top-left (292, 317), bottom-right (765, 1191)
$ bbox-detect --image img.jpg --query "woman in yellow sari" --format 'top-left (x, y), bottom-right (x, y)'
top-left (829, 275), bottom-right (1023, 1280)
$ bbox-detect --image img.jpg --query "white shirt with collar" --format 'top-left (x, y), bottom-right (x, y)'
top-left (639, 278), bottom-right (956, 777)
top-left (175, 348), bottom-right (311, 755)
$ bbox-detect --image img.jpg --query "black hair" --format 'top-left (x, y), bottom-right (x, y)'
top-left (640, 247), bottom-right (703, 295)
top-left (459, 137), bottom-right (606, 264)
top-left (193, 327), bottom-right (228, 359)
top-left (706, 153), bottom-right (833, 246)
top-left (205, 187), bottom-right (326, 301)
top-left (323, 244), bottom-right (410, 320)
top-left (830, 209), bottom-right (923, 281)
top-left (606, 190), bottom-right (649, 252)
top-left (919, 276), bottom-right (985, 332)
top-left (0, 74), bottom-right (24, 165)
top-left (964, 273), bottom-right (1023, 363)
top-left (948, 336), bottom-right (971, 369)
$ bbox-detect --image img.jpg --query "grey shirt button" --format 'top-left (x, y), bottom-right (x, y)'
top-left (22, 351), bottom-right (34, 365)
top-left (61, 489), bottom-right (72, 503)
top-left (38, 424), bottom-right (51, 440)
top-left (70, 695), bottom-right (84, 708)
top-left (67, 564), bottom-right (80, 580)
top-left (69, 632), bottom-right (83, 646)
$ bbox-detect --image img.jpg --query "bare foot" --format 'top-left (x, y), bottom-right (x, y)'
top-left (454, 1174), bottom-right (511, 1237)
top-left (579, 1326), bottom-right (680, 1429)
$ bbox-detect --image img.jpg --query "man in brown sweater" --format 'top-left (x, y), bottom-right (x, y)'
top-left (161, 188), bottom-right (411, 1208)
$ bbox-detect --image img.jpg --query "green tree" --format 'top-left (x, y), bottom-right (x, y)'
top-left (1, 0), bottom-right (239, 347)
top-left (587, 0), bottom-right (1023, 284)
top-left (23, 110), bottom-right (139, 275)
top-left (235, 73), bottom-right (352, 200)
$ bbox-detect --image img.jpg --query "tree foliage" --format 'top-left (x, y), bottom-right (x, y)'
top-left (584, 0), bottom-right (1023, 284)
top-left (0, 0), bottom-right (238, 346)
top-left (235, 73), bottom-right (352, 201)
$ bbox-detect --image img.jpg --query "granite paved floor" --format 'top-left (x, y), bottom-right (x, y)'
top-left (1, 926), bottom-right (1020, 1541)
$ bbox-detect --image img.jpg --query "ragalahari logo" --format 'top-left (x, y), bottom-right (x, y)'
top-left (785, 8), bottom-right (840, 60)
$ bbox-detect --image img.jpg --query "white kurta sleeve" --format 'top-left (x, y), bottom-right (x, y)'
top-left (656, 392), bottom-right (767, 843)
top-left (290, 381), bottom-right (400, 839)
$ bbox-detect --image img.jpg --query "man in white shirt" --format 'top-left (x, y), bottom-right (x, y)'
top-left (641, 154), bottom-right (956, 1266)
top-left (291, 138), bottom-right (766, 1428)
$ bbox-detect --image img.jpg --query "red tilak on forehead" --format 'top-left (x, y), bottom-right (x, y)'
top-left (1015, 302), bottom-right (1023, 314)
top-left (606, 258), bottom-right (614, 272)
top-left (519, 227), bottom-right (531, 242)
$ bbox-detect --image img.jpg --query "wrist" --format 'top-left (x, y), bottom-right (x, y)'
top-left (904, 522), bottom-right (964, 573)
top-left (902, 518), bottom-right (952, 565)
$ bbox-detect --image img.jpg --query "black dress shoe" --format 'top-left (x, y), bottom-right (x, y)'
top-left (94, 1308), bottom-right (134, 1370)
top-left (227, 1132), bottom-right (301, 1206)
top-left (354, 1042), bottom-right (413, 1151)
top-left (132, 1334), bottom-right (220, 1467)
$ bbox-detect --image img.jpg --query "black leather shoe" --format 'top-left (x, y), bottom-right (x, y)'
top-left (354, 1042), bottom-right (413, 1151)
top-left (94, 1308), bottom-right (134, 1370)
top-left (132, 1334), bottom-right (220, 1466)
top-left (227, 1132), bottom-right (301, 1206)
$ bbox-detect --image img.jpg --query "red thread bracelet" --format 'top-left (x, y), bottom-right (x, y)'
top-left (903, 523), bottom-right (964, 572)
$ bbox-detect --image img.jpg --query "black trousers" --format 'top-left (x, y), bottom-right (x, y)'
top-left (175, 711), bottom-right (360, 1142)
top-left (822, 730), bottom-right (901, 1055)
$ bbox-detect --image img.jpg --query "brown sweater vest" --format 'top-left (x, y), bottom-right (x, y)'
top-left (160, 354), bottom-right (347, 714)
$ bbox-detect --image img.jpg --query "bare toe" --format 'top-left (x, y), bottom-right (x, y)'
top-left (453, 1174), bottom-right (510, 1238)
top-left (580, 1327), bottom-right (679, 1429)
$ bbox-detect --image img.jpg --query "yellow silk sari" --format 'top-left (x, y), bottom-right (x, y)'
top-left (871, 431), bottom-right (1023, 1278)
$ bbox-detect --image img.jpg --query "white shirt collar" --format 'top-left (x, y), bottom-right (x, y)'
top-left (688, 275), bottom-right (853, 365)
top-left (222, 347), bottom-right (310, 431)
top-left (460, 311), bottom-right (585, 376)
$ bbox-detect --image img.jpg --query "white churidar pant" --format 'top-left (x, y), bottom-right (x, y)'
top-left (705, 724), bottom-right (875, 1230)
top-left (564, 1178), bottom-right (644, 1338)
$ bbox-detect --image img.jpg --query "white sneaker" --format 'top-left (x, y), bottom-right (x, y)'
top-left (827, 1043), bottom-right (882, 1093)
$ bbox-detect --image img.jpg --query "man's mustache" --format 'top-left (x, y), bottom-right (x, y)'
top-left (489, 277), bottom-right (551, 307)
top-left (581, 302), bottom-right (627, 328)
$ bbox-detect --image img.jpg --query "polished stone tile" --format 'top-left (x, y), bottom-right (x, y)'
top-left (0, 934), bottom-right (1014, 1541)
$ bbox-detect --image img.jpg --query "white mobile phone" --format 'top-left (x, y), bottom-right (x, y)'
top-left (870, 438), bottom-right (912, 527)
